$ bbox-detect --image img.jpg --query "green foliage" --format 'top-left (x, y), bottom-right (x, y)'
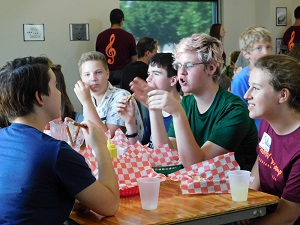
top-left (121, 1), bottom-right (214, 48)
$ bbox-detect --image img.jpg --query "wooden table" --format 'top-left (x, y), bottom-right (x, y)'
top-left (67, 180), bottom-right (279, 225)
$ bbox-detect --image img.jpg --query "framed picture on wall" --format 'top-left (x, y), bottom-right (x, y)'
top-left (23, 24), bottom-right (45, 41)
top-left (276, 7), bottom-right (287, 26)
top-left (276, 38), bottom-right (284, 54)
top-left (69, 23), bottom-right (89, 41)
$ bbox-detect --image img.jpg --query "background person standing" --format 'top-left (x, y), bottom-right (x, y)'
top-left (96, 8), bottom-right (137, 86)
top-left (283, 6), bottom-right (300, 52)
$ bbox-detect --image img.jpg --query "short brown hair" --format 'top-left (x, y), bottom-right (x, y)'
top-left (0, 56), bottom-right (50, 121)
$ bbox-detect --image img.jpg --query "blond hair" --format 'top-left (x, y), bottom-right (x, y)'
top-left (78, 51), bottom-right (108, 74)
top-left (239, 26), bottom-right (272, 52)
top-left (174, 33), bottom-right (224, 82)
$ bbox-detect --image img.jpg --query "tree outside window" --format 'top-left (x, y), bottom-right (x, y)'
top-left (120, 1), bottom-right (218, 52)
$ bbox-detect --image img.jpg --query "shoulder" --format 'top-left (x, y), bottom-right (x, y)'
top-left (232, 67), bottom-right (250, 82)
top-left (216, 88), bottom-right (249, 111)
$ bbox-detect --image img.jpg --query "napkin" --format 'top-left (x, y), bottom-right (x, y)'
top-left (111, 129), bottom-right (181, 167)
top-left (168, 152), bottom-right (240, 194)
top-left (113, 156), bottom-right (166, 190)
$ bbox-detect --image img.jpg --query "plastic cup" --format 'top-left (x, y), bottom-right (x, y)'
top-left (137, 177), bottom-right (160, 210)
top-left (228, 170), bottom-right (251, 201)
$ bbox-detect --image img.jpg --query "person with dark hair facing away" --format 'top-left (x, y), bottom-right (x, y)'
top-left (0, 113), bottom-right (10, 128)
top-left (120, 37), bottom-right (158, 93)
top-left (96, 8), bottom-right (137, 86)
top-left (218, 74), bottom-right (232, 92)
top-left (51, 64), bottom-right (83, 122)
top-left (221, 50), bottom-right (240, 79)
top-left (210, 23), bottom-right (226, 66)
top-left (0, 56), bottom-right (119, 224)
top-left (283, 6), bottom-right (300, 52)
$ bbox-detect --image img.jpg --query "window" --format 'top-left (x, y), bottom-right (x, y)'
top-left (120, 0), bottom-right (220, 52)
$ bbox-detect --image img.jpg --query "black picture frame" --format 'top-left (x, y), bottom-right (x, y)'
top-left (276, 7), bottom-right (287, 26)
top-left (69, 23), bottom-right (89, 41)
top-left (23, 24), bottom-right (45, 41)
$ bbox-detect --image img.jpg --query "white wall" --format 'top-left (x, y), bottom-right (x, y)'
top-left (0, 0), bottom-right (119, 112)
top-left (223, 0), bottom-right (299, 64)
top-left (0, 0), bottom-right (299, 112)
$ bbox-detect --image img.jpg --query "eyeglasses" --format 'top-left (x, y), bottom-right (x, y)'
top-left (172, 62), bottom-right (208, 70)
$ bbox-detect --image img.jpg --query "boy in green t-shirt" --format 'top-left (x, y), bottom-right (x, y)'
top-left (131, 33), bottom-right (258, 171)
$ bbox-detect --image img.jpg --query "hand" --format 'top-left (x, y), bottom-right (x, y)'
top-left (147, 89), bottom-right (182, 115)
top-left (74, 80), bottom-right (92, 105)
top-left (64, 117), bottom-right (75, 124)
top-left (116, 96), bottom-right (136, 125)
top-left (80, 120), bottom-right (106, 151)
top-left (130, 77), bottom-right (154, 107)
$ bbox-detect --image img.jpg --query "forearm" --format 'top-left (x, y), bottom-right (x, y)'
top-left (124, 120), bottom-right (138, 144)
top-left (94, 144), bottom-right (119, 197)
top-left (172, 109), bottom-right (205, 167)
top-left (150, 109), bottom-right (171, 148)
top-left (250, 198), bottom-right (300, 225)
top-left (82, 101), bottom-right (107, 132)
top-left (249, 158), bottom-right (260, 190)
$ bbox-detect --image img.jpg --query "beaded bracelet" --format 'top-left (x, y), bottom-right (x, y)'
top-left (125, 132), bottom-right (138, 138)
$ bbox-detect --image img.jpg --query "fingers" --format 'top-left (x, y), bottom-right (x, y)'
top-left (131, 77), bottom-right (147, 87)
top-left (130, 77), bottom-right (148, 93)
top-left (64, 117), bottom-right (75, 123)
top-left (147, 89), bottom-right (167, 97)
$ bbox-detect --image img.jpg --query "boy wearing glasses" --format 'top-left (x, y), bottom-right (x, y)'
top-left (130, 33), bottom-right (258, 171)
top-left (231, 26), bottom-right (273, 130)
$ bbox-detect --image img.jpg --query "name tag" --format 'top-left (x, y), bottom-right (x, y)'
top-left (259, 132), bottom-right (272, 152)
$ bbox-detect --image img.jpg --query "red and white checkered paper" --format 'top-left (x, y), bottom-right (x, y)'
top-left (76, 145), bottom-right (99, 178)
top-left (113, 156), bottom-right (166, 190)
top-left (111, 129), bottom-right (181, 167)
top-left (168, 152), bottom-right (240, 194)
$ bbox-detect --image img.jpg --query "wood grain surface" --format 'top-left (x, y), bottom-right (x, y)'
top-left (69, 180), bottom-right (279, 225)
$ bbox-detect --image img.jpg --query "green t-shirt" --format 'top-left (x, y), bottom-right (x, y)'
top-left (221, 65), bottom-right (234, 79)
top-left (168, 87), bottom-right (258, 170)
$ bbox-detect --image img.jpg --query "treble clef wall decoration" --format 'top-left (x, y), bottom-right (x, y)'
top-left (105, 34), bottom-right (116, 65)
top-left (288, 31), bottom-right (295, 51)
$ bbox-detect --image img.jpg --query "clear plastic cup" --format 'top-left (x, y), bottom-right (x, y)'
top-left (49, 120), bottom-right (67, 141)
top-left (228, 170), bottom-right (251, 201)
top-left (137, 177), bottom-right (160, 210)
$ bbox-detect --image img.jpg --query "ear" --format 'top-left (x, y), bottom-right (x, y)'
top-left (35, 91), bottom-right (44, 107)
top-left (145, 50), bottom-right (151, 58)
top-left (170, 75), bottom-right (178, 87)
top-left (207, 63), bottom-right (217, 75)
top-left (278, 88), bottom-right (290, 104)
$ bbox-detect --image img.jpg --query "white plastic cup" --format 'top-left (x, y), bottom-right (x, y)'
top-left (137, 177), bottom-right (160, 210)
top-left (228, 170), bottom-right (251, 201)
